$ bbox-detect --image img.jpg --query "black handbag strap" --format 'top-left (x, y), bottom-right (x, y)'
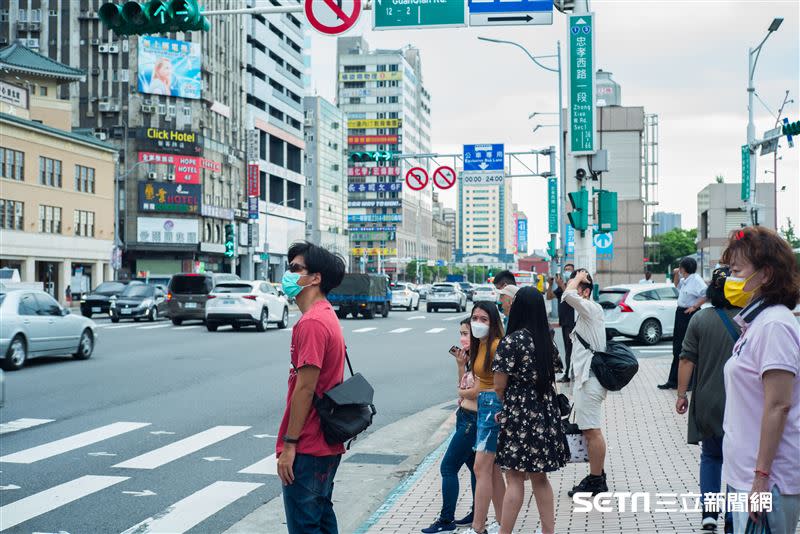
top-left (344, 347), bottom-right (354, 377)
top-left (574, 332), bottom-right (595, 353)
top-left (714, 308), bottom-right (740, 343)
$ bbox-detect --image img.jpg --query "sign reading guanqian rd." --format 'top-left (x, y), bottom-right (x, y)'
top-left (373, 0), bottom-right (466, 30)
top-left (568, 13), bottom-right (596, 155)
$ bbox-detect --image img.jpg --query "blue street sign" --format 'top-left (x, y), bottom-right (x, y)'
top-left (468, 0), bottom-right (552, 13)
top-left (784, 117), bottom-right (795, 148)
top-left (436, 260), bottom-right (446, 267)
top-left (463, 144), bottom-right (505, 171)
top-left (468, 0), bottom-right (553, 26)
top-left (565, 224), bottom-right (575, 257)
top-left (593, 228), bottom-right (614, 260)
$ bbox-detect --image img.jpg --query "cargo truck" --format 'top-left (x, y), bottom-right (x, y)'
top-left (327, 273), bottom-right (391, 319)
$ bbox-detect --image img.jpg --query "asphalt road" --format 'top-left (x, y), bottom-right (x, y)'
top-left (0, 303), bottom-right (673, 533)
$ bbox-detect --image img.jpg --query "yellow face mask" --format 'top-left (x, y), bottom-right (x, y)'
top-left (724, 272), bottom-right (758, 308)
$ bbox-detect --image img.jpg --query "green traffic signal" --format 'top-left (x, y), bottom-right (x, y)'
top-left (783, 120), bottom-right (800, 137)
top-left (547, 237), bottom-right (557, 259)
top-left (224, 224), bottom-right (235, 258)
top-left (99, 0), bottom-right (210, 36)
top-left (596, 189), bottom-right (618, 233)
top-left (349, 151), bottom-right (394, 163)
top-left (567, 189), bottom-right (589, 232)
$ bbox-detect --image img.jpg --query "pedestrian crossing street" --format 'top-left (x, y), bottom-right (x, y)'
top-left (0, 418), bottom-right (281, 532)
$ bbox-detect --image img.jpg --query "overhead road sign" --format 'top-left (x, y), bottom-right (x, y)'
top-left (468, 0), bottom-right (553, 27)
top-left (373, 0), bottom-right (466, 30)
top-left (568, 13), bottom-right (596, 154)
top-left (432, 166), bottom-right (457, 190)
top-left (463, 144), bottom-right (505, 171)
top-left (460, 171), bottom-right (504, 186)
top-left (405, 167), bottom-right (429, 191)
top-left (305, 0), bottom-right (361, 35)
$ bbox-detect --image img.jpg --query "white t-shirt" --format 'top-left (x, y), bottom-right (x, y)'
top-left (677, 273), bottom-right (707, 308)
top-left (562, 289), bottom-right (606, 389)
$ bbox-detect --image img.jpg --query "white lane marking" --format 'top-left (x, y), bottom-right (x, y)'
top-left (0, 418), bottom-right (55, 435)
top-left (175, 325), bottom-right (201, 330)
top-left (352, 327), bottom-right (376, 333)
top-left (112, 426), bottom-right (250, 470)
top-left (0, 484), bottom-right (21, 490)
top-left (425, 328), bottom-right (446, 334)
top-left (138, 323), bottom-right (172, 330)
top-left (407, 316), bottom-right (426, 321)
top-left (0, 422), bottom-right (151, 464)
top-left (122, 489), bottom-right (156, 497)
top-left (120, 481), bottom-right (263, 534)
top-left (389, 328), bottom-right (412, 334)
top-left (149, 431), bottom-right (175, 435)
top-left (289, 313), bottom-right (298, 318)
top-left (0, 475), bottom-right (129, 531)
top-left (88, 452), bottom-right (117, 457)
top-left (252, 433), bottom-right (277, 439)
top-left (202, 456), bottom-right (230, 462)
top-left (443, 315), bottom-right (469, 321)
top-left (105, 324), bottom-right (140, 330)
top-left (279, 327), bottom-right (293, 333)
top-left (239, 453), bottom-right (277, 475)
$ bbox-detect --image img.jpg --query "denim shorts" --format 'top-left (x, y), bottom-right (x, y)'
top-left (475, 391), bottom-right (501, 454)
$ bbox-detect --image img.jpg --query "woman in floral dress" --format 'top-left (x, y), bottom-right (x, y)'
top-left (493, 286), bottom-right (569, 534)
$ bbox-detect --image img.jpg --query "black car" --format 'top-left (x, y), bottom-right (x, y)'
top-left (459, 282), bottom-right (475, 301)
top-left (110, 284), bottom-right (168, 323)
top-left (80, 280), bottom-right (143, 318)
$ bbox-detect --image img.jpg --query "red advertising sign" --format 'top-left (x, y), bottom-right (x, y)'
top-left (347, 166), bottom-right (401, 177)
top-left (305, 0), bottom-right (361, 35)
top-left (405, 167), bottom-right (429, 191)
top-left (138, 152), bottom-right (221, 185)
top-left (247, 164), bottom-right (260, 197)
top-left (348, 135), bottom-right (399, 145)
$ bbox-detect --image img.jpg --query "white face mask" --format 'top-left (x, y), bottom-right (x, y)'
top-left (471, 321), bottom-right (490, 339)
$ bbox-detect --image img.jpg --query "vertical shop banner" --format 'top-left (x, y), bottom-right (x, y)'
top-left (247, 164), bottom-right (260, 197)
top-left (138, 36), bottom-right (202, 99)
top-left (248, 196), bottom-right (259, 220)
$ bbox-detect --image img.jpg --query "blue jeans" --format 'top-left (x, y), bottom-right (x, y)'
top-left (439, 407), bottom-right (477, 521)
top-left (282, 453), bottom-right (342, 534)
top-left (728, 484), bottom-right (800, 534)
top-left (476, 391), bottom-right (501, 454)
top-left (700, 435), bottom-right (731, 525)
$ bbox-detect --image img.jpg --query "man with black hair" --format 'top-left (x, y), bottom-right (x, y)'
top-left (276, 241), bottom-right (347, 533)
top-left (549, 263), bottom-right (576, 382)
top-left (659, 257), bottom-right (707, 390)
top-left (491, 270), bottom-right (516, 290)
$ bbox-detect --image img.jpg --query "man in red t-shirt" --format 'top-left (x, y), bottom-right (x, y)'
top-left (277, 241), bottom-right (346, 534)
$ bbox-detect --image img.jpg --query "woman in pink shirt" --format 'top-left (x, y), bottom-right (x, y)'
top-left (720, 226), bottom-right (800, 534)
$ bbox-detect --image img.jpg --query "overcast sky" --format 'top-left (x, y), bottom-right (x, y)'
top-left (308, 1), bottom-right (800, 251)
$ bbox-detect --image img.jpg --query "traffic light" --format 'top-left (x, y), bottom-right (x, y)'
top-left (596, 189), bottom-right (618, 233)
top-left (783, 120), bottom-right (800, 137)
top-left (99, 0), bottom-right (210, 36)
top-left (224, 224), bottom-right (235, 258)
top-left (567, 188), bottom-right (589, 232)
top-left (349, 151), bottom-right (394, 163)
top-left (547, 236), bottom-right (557, 259)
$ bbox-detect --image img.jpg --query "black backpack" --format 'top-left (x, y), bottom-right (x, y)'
top-left (314, 350), bottom-right (376, 447)
top-left (575, 333), bottom-right (639, 391)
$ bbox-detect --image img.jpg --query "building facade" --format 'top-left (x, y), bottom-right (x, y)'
top-left (456, 174), bottom-right (514, 263)
top-left (432, 192), bottom-right (454, 264)
top-left (697, 182), bottom-right (775, 279)
top-left (303, 96), bottom-right (348, 259)
top-left (442, 207), bottom-right (456, 261)
top-left (0, 45), bottom-right (117, 303)
top-left (652, 211), bottom-right (682, 235)
top-left (336, 37), bottom-right (435, 276)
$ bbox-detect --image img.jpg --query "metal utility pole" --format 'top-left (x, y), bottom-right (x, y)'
top-left (773, 90), bottom-right (793, 229)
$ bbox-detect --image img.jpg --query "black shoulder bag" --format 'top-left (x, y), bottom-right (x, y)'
top-left (575, 332), bottom-right (639, 391)
top-left (314, 349), bottom-right (377, 447)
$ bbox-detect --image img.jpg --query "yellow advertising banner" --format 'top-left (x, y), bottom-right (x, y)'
top-left (338, 71), bottom-right (403, 82)
top-left (351, 248), bottom-right (398, 256)
top-left (347, 118), bottom-right (401, 129)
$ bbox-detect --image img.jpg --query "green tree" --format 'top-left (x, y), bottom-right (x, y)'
top-left (405, 260), bottom-right (418, 282)
top-left (780, 218), bottom-right (800, 248)
top-left (653, 228), bottom-right (698, 273)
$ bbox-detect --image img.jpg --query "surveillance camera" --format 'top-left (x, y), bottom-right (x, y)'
top-left (576, 168), bottom-right (587, 180)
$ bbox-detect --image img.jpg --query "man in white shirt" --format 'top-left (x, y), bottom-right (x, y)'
top-left (638, 271), bottom-right (654, 284)
top-left (562, 269), bottom-right (609, 497)
top-left (658, 257), bottom-right (707, 390)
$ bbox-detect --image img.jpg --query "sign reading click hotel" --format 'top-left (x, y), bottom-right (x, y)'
top-left (137, 127), bottom-right (201, 155)
top-left (568, 13), bottom-right (596, 155)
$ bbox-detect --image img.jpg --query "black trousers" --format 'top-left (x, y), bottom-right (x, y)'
top-left (561, 324), bottom-right (574, 376)
top-left (667, 307), bottom-right (695, 385)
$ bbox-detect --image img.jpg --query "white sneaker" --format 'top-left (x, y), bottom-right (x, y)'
top-left (460, 529), bottom-right (487, 534)
top-left (486, 522), bottom-right (501, 534)
top-left (702, 517), bottom-right (718, 531)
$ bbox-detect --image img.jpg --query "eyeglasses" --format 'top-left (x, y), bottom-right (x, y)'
top-left (288, 263), bottom-right (307, 273)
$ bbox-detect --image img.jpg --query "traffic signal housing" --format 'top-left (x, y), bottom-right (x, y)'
top-left (596, 189), bottom-right (618, 233)
top-left (349, 151), bottom-right (394, 163)
top-left (547, 236), bottom-right (558, 259)
top-left (567, 188), bottom-right (589, 233)
top-left (99, 0), bottom-right (210, 36)
top-left (224, 224), bottom-right (235, 258)
top-left (783, 120), bottom-right (800, 137)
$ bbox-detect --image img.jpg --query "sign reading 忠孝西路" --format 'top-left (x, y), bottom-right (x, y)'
top-left (568, 13), bottom-right (596, 154)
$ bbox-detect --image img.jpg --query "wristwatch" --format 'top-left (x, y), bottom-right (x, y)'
top-left (282, 435), bottom-right (300, 444)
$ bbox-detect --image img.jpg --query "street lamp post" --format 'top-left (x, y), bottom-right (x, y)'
top-left (746, 17), bottom-right (783, 225)
top-left (477, 37), bottom-right (565, 272)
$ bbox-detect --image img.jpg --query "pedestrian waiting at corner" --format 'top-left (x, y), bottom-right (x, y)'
top-left (675, 267), bottom-right (740, 533)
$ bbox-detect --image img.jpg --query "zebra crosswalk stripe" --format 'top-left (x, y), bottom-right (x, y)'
top-left (138, 323), bottom-right (172, 330)
top-left (352, 327), bottom-right (376, 333)
top-left (238, 453), bottom-right (277, 475)
top-left (389, 328), bottom-right (411, 333)
top-left (0, 475), bottom-right (129, 531)
top-left (425, 328), bottom-right (446, 334)
top-left (0, 418), bottom-right (55, 435)
top-left (120, 481), bottom-right (263, 534)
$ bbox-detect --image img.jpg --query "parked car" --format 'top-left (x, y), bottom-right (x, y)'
top-left (1, 290), bottom-right (97, 370)
top-left (167, 272), bottom-right (240, 325)
top-left (205, 281), bottom-right (289, 332)
top-left (270, 282), bottom-right (294, 304)
top-left (80, 280), bottom-right (143, 318)
top-left (459, 282), bottom-right (475, 301)
top-left (110, 284), bottom-right (168, 323)
top-left (390, 282), bottom-right (420, 311)
top-left (417, 284), bottom-right (432, 300)
top-left (427, 283), bottom-right (468, 313)
top-left (472, 284), bottom-right (498, 303)
top-left (600, 283), bottom-right (679, 345)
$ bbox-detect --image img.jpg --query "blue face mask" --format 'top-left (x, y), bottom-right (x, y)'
top-left (281, 271), bottom-right (307, 299)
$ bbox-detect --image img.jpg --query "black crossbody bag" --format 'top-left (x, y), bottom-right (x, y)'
top-left (313, 350), bottom-right (376, 448)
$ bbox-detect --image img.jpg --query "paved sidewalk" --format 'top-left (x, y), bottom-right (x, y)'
top-left (359, 355), bottom-right (712, 534)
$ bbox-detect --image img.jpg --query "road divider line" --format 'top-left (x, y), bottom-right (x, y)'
top-left (238, 453), bottom-right (277, 475)
top-left (120, 481), bottom-right (263, 534)
top-left (442, 315), bottom-right (469, 321)
top-left (138, 323), bottom-right (172, 330)
top-left (0, 475), bottom-right (129, 531)
top-left (352, 327), bottom-right (376, 333)
top-left (425, 328), bottom-right (446, 334)
top-left (407, 316), bottom-right (426, 321)
top-left (112, 426), bottom-right (250, 470)
top-left (105, 324), bottom-right (141, 329)
top-left (0, 422), bottom-right (151, 464)
top-left (0, 418), bottom-right (55, 435)
top-left (175, 325), bottom-right (202, 330)
top-left (389, 328), bottom-right (412, 334)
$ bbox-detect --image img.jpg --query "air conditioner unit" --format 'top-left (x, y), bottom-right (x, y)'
top-left (98, 102), bottom-right (111, 112)
top-left (141, 104), bottom-right (154, 113)
top-left (90, 38), bottom-right (100, 45)
top-left (240, 201), bottom-right (248, 210)
top-left (147, 172), bottom-right (158, 180)
top-left (0, 38), bottom-right (7, 45)
top-left (224, 154), bottom-right (235, 165)
top-left (16, 22), bottom-right (28, 30)
top-left (166, 174), bottom-right (176, 182)
top-left (29, 23), bottom-right (40, 31)
top-left (98, 44), bottom-right (109, 53)
top-left (27, 38), bottom-right (39, 48)
top-left (108, 45), bottom-right (119, 53)
top-left (96, 132), bottom-right (108, 141)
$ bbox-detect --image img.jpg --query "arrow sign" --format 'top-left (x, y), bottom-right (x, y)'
top-left (122, 490), bottom-right (156, 497)
top-left (88, 452), bottom-right (117, 457)
top-left (203, 456), bottom-right (231, 462)
top-left (0, 484), bottom-right (21, 490)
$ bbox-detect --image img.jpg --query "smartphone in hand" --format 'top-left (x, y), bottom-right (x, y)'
top-left (448, 346), bottom-right (460, 357)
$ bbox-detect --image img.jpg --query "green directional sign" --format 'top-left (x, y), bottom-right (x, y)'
top-left (568, 13), bottom-right (596, 154)
top-left (373, 0), bottom-right (466, 30)
top-left (741, 144), bottom-right (751, 201)
top-left (548, 177), bottom-right (558, 234)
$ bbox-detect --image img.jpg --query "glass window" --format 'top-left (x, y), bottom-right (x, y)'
top-left (18, 294), bottom-right (38, 316)
top-left (598, 290), bottom-right (628, 308)
top-left (656, 287), bottom-right (679, 300)
top-left (213, 283), bottom-right (253, 294)
top-left (633, 290), bottom-right (659, 301)
top-left (34, 293), bottom-right (61, 316)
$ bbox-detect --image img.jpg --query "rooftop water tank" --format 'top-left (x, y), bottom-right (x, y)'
top-left (596, 69), bottom-right (621, 107)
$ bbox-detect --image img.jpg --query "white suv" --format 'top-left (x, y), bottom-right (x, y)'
top-left (205, 281), bottom-right (289, 332)
top-left (600, 283), bottom-right (679, 345)
top-left (390, 282), bottom-right (420, 311)
top-left (472, 284), bottom-right (498, 303)
top-left (427, 283), bottom-right (467, 313)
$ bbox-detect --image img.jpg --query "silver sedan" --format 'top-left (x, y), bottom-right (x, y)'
top-left (0, 290), bottom-right (98, 371)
